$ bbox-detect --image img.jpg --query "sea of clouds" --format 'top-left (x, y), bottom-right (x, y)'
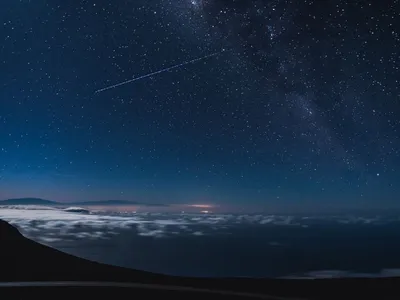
top-left (2, 205), bottom-right (400, 278)
top-left (1, 205), bottom-right (399, 242)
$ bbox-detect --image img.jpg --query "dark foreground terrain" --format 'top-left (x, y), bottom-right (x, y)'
top-left (1, 219), bottom-right (400, 299)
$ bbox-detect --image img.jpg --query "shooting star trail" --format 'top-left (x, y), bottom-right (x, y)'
top-left (95, 49), bottom-right (226, 94)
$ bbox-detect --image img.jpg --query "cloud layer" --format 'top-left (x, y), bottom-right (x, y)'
top-left (1, 205), bottom-right (399, 242)
top-left (2, 205), bottom-right (400, 279)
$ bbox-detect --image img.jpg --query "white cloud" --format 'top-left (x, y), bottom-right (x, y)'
top-left (0, 205), bottom-right (150, 241)
top-left (1, 205), bottom-right (398, 245)
top-left (63, 207), bottom-right (91, 213)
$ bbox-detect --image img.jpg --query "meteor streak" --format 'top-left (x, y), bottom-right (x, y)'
top-left (95, 49), bottom-right (225, 94)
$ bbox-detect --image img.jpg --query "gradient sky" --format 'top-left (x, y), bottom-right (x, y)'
top-left (0, 1), bottom-right (399, 211)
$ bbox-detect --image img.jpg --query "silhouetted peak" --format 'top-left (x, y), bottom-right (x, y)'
top-left (0, 219), bottom-right (23, 240)
top-left (0, 198), bottom-right (57, 205)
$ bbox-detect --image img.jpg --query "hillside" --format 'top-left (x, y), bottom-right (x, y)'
top-left (0, 198), bottom-right (58, 205)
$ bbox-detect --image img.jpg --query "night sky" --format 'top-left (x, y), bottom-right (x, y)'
top-left (1, 0), bottom-right (399, 211)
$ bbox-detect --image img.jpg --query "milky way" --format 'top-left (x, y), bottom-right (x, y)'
top-left (177, 0), bottom-right (399, 170)
top-left (0, 0), bottom-right (399, 210)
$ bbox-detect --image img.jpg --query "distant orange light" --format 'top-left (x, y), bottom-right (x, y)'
top-left (190, 204), bottom-right (213, 208)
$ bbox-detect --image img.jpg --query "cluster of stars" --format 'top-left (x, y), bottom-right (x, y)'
top-left (0, 0), bottom-right (399, 208)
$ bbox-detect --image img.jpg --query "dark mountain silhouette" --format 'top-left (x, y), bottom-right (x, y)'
top-left (0, 219), bottom-right (162, 283)
top-left (1, 219), bottom-right (399, 299)
top-left (0, 198), bottom-right (167, 207)
top-left (0, 198), bottom-right (58, 205)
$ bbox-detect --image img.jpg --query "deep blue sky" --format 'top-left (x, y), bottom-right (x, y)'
top-left (0, 0), bottom-right (399, 212)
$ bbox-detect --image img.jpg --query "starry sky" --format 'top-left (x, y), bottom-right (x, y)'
top-left (0, 0), bottom-right (399, 212)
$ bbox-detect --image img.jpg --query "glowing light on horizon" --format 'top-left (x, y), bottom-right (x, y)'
top-left (189, 204), bottom-right (213, 208)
